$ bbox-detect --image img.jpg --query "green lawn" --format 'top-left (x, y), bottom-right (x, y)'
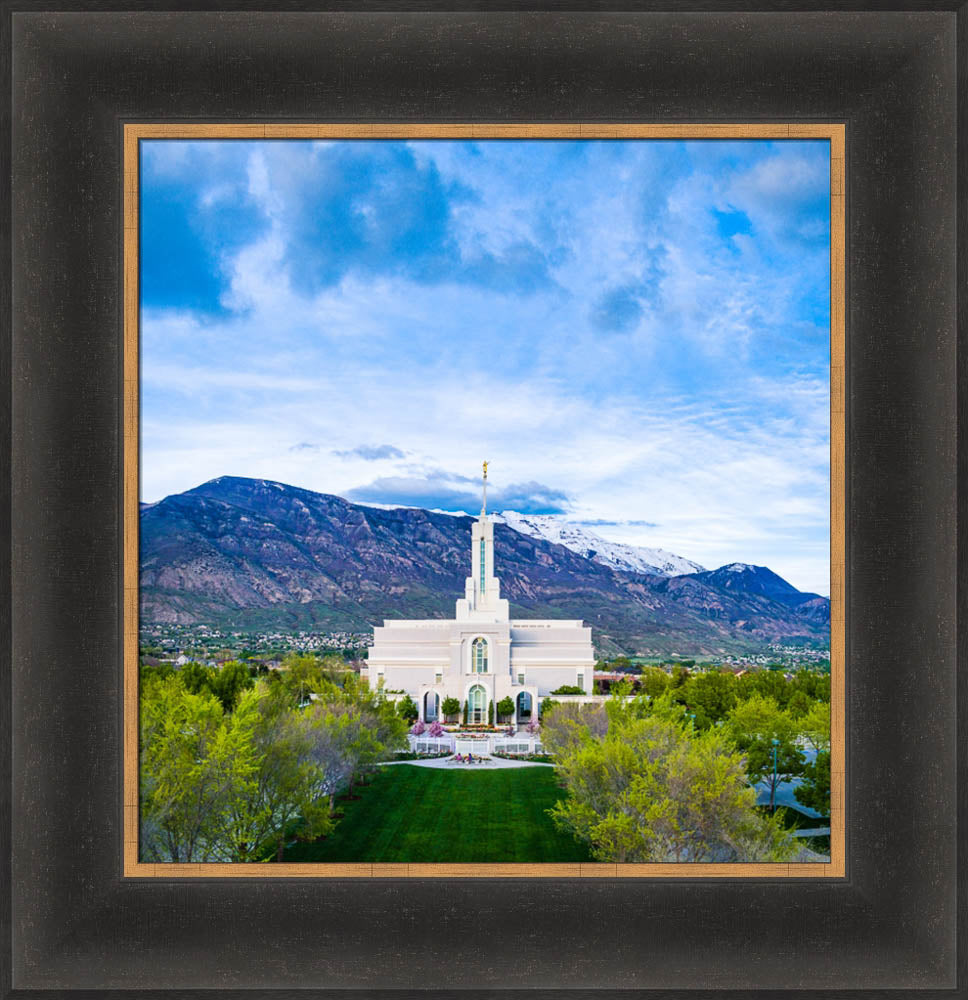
top-left (283, 764), bottom-right (591, 863)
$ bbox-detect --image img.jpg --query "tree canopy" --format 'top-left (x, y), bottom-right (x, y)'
top-left (139, 657), bottom-right (407, 862)
top-left (546, 693), bottom-right (797, 863)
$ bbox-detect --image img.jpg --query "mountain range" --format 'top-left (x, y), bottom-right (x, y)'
top-left (140, 476), bottom-right (830, 657)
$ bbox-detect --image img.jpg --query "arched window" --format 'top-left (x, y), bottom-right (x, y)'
top-left (468, 684), bottom-right (487, 724)
top-left (471, 637), bottom-right (488, 674)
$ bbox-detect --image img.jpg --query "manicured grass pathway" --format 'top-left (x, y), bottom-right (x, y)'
top-left (284, 764), bottom-right (591, 863)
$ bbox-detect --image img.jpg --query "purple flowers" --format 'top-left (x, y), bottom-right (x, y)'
top-left (411, 720), bottom-right (426, 735)
top-left (427, 720), bottom-right (444, 737)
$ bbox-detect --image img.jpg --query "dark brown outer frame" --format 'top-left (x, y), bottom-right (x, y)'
top-left (3, 4), bottom-right (963, 997)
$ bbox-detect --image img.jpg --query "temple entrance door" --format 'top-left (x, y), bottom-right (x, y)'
top-left (424, 691), bottom-right (439, 722)
top-left (468, 685), bottom-right (486, 724)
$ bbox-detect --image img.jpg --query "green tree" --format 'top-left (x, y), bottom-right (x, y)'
top-left (140, 676), bottom-right (256, 862)
top-left (549, 708), bottom-right (796, 862)
top-left (441, 696), bottom-right (460, 721)
top-left (540, 701), bottom-right (609, 757)
top-left (638, 667), bottom-right (672, 698)
top-left (794, 701), bottom-right (831, 817)
top-left (396, 694), bottom-right (418, 723)
top-left (539, 697), bottom-right (559, 718)
top-left (281, 653), bottom-right (324, 706)
top-left (360, 696), bottom-right (409, 782)
top-left (306, 702), bottom-right (363, 816)
top-left (726, 695), bottom-right (805, 811)
top-left (139, 665), bottom-right (409, 862)
top-left (786, 690), bottom-right (814, 719)
top-left (798, 700), bottom-right (831, 752)
top-left (305, 678), bottom-right (408, 808)
top-left (141, 662), bottom-right (175, 685)
top-left (496, 696), bottom-right (515, 721)
top-left (795, 751), bottom-right (831, 816)
top-left (676, 671), bottom-right (738, 728)
top-left (179, 660), bottom-right (215, 696)
top-left (209, 659), bottom-right (255, 713)
top-left (790, 670), bottom-right (830, 703)
top-left (736, 669), bottom-right (789, 708)
top-left (218, 685), bottom-right (333, 861)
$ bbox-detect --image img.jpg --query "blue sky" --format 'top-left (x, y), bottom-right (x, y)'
top-left (141, 138), bottom-right (831, 594)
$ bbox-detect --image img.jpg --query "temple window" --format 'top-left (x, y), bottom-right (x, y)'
top-left (471, 636), bottom-right (488, 673)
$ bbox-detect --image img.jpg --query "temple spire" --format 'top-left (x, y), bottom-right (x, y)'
top-left (455, 458), bottom-right (508, 621)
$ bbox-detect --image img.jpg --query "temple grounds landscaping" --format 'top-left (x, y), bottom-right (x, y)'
top-left (139, 655), bottom-right (831, 864)
top-left (284, 764), bottom-right (591, 863)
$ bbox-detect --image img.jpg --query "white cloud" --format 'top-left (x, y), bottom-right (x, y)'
top-left (140, 139), bottom-right (832, 593)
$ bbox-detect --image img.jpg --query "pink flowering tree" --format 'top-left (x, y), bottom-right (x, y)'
top-left (411, 719), bottom-right (426, 736)
top-left (427, 719), bottom-right (444, 738)
top-left (526, 717), bottom-right (540, 735)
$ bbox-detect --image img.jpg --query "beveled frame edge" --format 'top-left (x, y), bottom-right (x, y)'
top-left (122, 121), bottom-right (845, 880)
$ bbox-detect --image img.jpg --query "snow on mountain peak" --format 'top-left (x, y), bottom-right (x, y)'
top-left (494, 511), bottom-right (704, 577)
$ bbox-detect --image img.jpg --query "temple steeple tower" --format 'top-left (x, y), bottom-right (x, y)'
top-left (456, 461), bottom-right (509, 622)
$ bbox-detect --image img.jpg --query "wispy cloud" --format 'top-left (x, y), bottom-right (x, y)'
top-left (333, 444), bottom-right (406, 461)
top-left (140, 138), bottom-right (831, 592)
top-left (575, 518), bottom-right (660, 528)
top-left (346, 472), bottom-right (571, 515)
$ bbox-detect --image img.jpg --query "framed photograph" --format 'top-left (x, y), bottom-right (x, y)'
top-left (7, 4), bottom-right (962, 995)
top-left (124, 123), bottom-right (844, 880)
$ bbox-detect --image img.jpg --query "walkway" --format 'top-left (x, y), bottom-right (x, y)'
top-left (381, 756), bottom-right (554, 770)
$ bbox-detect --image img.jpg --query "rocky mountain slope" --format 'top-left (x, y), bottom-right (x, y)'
top-left (140, 477), bottom-right (830, 656)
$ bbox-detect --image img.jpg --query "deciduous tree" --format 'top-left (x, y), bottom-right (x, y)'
top-left (726, 695), bottom-right (805, 811)
top-left (794, 700), bottom-right (831, 817)
top-left (140, 676), bottom-right (257, 862)
top-left (550, 709), bottom-right (796, 863)
top-left (675, 671), bottom-right (738, 728)
top-left (396, 694), bottom-right (418, 723)
top-left (795, 750), bottom-right (831, 817)
top-left (209, 659), bottom-right (255, 713)
top-left (638, 667), bottom-right (672, 698)
top-left (280, 653), bottom-right (325, 706)
top-left (217, 686), bottom-right (333, 861)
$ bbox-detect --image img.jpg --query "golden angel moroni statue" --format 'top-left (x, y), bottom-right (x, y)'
top-left (483, 460), bottom-right (489, 479)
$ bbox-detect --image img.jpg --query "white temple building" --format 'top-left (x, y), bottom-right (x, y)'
top-left (367, 464), bottom-right (595, 726)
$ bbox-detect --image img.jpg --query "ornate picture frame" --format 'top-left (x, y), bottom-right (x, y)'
top-left (123, 121), bottom-right (846, 880)
top-left (6, 5), bottom-right (962, 994)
